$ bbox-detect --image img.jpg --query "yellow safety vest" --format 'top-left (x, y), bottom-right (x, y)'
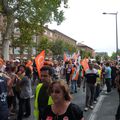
top-left (34, 83), bottom-right (53, 120)
top-left (96, 69), bottom-right (101, 84)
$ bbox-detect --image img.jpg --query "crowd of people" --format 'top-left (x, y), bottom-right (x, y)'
top-left (0, 57), bottom-right (120, 120)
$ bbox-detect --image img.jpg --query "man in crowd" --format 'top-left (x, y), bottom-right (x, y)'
top-left (84, 63), bottom-right (99, 111)
top-left (104, 62), bottom-right (112, 94)
top-left (34, 65), bottom-right (53, 120)
top-left (0, 59), bottom-right (11, 120)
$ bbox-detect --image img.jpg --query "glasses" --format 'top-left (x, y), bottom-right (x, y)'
top-left (51, 89), bottom-right (61, 94)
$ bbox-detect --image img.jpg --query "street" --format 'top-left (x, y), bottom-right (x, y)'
top-left (22, 85), bottom-right (119, 120)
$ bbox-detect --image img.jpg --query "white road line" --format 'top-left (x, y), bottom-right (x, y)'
top-left (88, 85), bottom-right (106, 120)
top-left (88, 95), bottom-right (106, 120)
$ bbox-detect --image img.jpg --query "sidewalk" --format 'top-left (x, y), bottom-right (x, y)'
top-left (88, 87), bottom-right (119, 120)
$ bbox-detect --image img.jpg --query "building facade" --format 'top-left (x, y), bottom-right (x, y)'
top-left (77, 43), bottom-right (95, 58)
top-left (0, 21), bottom-right (95, 59)
top-left (44, 27), bottom-right (77, 46)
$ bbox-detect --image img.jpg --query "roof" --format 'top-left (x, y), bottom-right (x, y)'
top-left (52, 30), bottom-right (77, 42)
top-left (77, 43), bottom-right (94, 50)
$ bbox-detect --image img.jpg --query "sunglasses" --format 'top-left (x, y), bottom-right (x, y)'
top-left (51, 89), bottom-right (61, 94)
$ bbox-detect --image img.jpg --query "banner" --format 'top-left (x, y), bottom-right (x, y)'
top-left (81, 58), bottom-right (89, 72)
top-left (64, 52), bottom-right (67, 62)
top-left (35, 50), bottom-right (45, 77)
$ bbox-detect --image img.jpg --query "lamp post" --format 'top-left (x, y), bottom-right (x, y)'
top-left (103, 12), bottom-right (118, 60)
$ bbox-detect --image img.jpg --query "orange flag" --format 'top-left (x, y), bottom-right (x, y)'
top-left (64, 52), bottom-right (67, 62)
top-left (81, 58), bottom-right (89, 72)
top-left (35, 50), bottom-right (45, 78)
top-left (26, 60), bottom-right (33, 71)
top-left (26, 60), bottom-right (33, 67)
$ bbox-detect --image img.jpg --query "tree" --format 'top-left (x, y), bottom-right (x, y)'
top-left (37, 36), bottom-right (50, 54)
top-left (50, 40), bottom-right (64, 56)
top-left (95, 55), bottom-right (101, 62)
top-left (0, 0), bottom-right (68, 60)
top-left (111, 49), bottom-right (120, 60)
top-left (111, 52), bottom-right (117, 60)
top-left (63, 42), bottom-right (77, 54)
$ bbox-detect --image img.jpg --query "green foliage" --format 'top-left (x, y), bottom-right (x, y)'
top-left (50, 40), bottom-right (64, 55)
top-left (111, 52), bottom-right (116, 60)
top-left (37, 36), bottom-right (50, 54)
top-left (111, 49), bottom-right (120, 60)
top-left (95, 55), bottom-right (101, 62)
top-left (63, 42), bottom-right (77, 54)
top-left (1, 0), bottom-right (69, 59)
top-left (80, 49), bottom-right (92, 59)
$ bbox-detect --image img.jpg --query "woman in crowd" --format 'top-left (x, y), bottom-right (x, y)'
top-left (42, 80), bottom-right (84, 120)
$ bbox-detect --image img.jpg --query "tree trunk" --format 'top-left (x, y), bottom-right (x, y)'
top-left (2, 39), bottom-right (10, 60)
top-left (1, 16), bottom-right (14, 60)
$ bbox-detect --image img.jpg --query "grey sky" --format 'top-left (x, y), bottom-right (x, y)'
top-left (48, 0), bottom-right (120, 56)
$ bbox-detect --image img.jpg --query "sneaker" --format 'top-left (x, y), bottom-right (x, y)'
top-left (105, 91), bottom-right (108, 94)
top-left (93, 101), bottom-right (97, 104)
top-left (84, 107), bottom-right (89, 111)
top-left (89, 105), bottom-right (94, 109)
top-left (105, 91), bottom-right (111, 95)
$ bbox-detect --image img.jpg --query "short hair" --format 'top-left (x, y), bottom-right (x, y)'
top-left (25, 67), bottom-right (32, 78)
top-left (106, 62), bottom-right (110, 66)
top-left (40, 66), bottom-right (53, 76)
top-left (48, 80), bottom-right (72, 101)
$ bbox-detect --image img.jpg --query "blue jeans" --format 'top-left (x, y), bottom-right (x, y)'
top-left (105, 78), bottom-right (111, 92)
top-left (71, 80), bottom-right (77, 93)
top-left (0, 110), bottom-right (8, 120)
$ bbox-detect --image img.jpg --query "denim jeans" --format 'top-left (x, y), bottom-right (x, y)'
top-left (17, 98), bottom-right (31, 120)
top-left (105, 78), bottom-right (111, 92)
top-left (71, 80), bottom-right (77, 93)
top-left (0, 110), bottom-right (8, 120)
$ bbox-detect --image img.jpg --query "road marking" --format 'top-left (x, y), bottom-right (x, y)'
top-left (88, 95), bottom-right (106, 120)
top-left (88, 86), bottom-right (106, 120)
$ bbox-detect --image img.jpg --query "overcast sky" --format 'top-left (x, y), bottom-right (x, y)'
top-left (48, 0), bottom-right (120, 56)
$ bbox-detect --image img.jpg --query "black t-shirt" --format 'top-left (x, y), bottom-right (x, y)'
top-left (38, 85), bottom-right (49, 109)
top-left (111, 66), bottom-right (117, 77)
top-left (85, 69), bottom-right (99, 84)
top-left (42, 103), bottom-right (83, 120)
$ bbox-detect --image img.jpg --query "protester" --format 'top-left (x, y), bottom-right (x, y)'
top-left (104, 62), bottom-right (112, 94)
top-left (0, 60), bottom-right (12, 120)
top-left (94, 64), bottom-right (102, 103)
top-left (65, 63), bottom-right (72, 85)
top-left (77, 63), bottom-right (83, 88)
top-left (71, 64), bottom-right (79, 94)
top-left (42, 80), bottom-right (84, 120)
top-left (84, 63), bottom-right (99, 111)
top-left (5, 64), bottom-right (16, 116)
top-left (111, 62), bottom-right (117, 88)
top-left (115, 69), bottom-right (120, 120)
top-left (34, 65), bottom-right (53, 120)
top-left (17, 66), bottom-right (32, 120)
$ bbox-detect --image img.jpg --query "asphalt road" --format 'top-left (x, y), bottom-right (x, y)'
top-left (10, 84), bottom-right (119, 120)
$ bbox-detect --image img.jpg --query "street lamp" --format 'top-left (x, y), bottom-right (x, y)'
top-left (103, 12), bottom-right (118, 60)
